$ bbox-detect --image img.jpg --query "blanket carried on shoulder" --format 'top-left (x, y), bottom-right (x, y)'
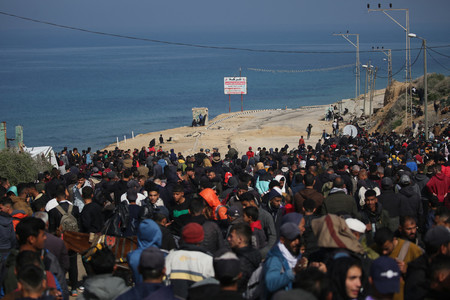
top-left (311, 214), bottom-right (365, 255)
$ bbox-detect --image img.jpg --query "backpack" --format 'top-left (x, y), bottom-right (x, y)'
top-left (104, 202), bottom-right (129, 236)
top-left (139, 197), bottom-right (154, 221)
top-left (244, 263), bottom-right (264, 300)
top-left (56, 205), bottom-right (79, 232)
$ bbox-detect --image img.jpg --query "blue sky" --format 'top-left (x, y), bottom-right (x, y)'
top-left (1, 0), bottom-right (449, 34)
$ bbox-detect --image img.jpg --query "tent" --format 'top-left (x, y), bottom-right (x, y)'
top-left (23, 146), bottom-right (58, 168)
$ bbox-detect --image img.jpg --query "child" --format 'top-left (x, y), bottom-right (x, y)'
top-left (243, 207), bottom-right (267, 249)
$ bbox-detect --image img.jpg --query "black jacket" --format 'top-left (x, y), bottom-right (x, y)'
top-left (48, 201), bottom-right (80, 234)
top-left (404, 254), bottom-right (430, 300)
top-left (398, 185), bottom-right (423, 223)
top-left (234, 246), bottom-right (262, 292)
top-left (0, 211), bottom-right (15, 250)
top-left (80, 202), bottom-right (104, 233)
top-left (378, 189), bottom-right (401, 217)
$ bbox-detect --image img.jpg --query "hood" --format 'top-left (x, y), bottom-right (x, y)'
top-left (414, 173), bottom-right (428, 182)
top-left (165, 166), bottom-right (179, 184)
top-left (157, 159), bottom-right (167, 169)
top-left (434, 173), bottom-right (448, 181)
top-left (399, 185), bottom-right (417, 197)
top-left (227, 176), bottom-right (239, 188)
top-left (84, 274), bottom-right (129, 300)
top-left (274, 175), bottom-right (287, 193)
top-left (137, 219), bottom-right (162, 249)
top-left (199, 188), bottom-right (221, 208)
top-left (329, 187), bottom-right (347, 195)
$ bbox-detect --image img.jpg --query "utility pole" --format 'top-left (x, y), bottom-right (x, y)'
top-left (368, 4), bottom-right (411, 127)
top-left (372, 47), bottom-right (392, 87)
top-left (363, 62), bottom-right (369, 116)
top-left (333, 33), bottom-right (360, 101)
top-left (240, 67), bottom-right (243, 112)
top-left (409, 33), bottom-right (428, 140)
top-left (369, 67), bottom-right (378, 126)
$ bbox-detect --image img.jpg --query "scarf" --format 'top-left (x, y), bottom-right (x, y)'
top-left (249, 220), bottom-right (262, 232)
top-left (278, 242), bottom-right (298, 269)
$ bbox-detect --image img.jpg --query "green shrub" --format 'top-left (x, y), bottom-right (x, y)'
top-left (0, 148), bottom-right (52, 186)
top-left (392, 119), bottom-right (403, 129)
top-left (428, 93), bottom-right (439, 101)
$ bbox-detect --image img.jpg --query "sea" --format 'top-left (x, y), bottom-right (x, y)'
top-left (1, 28), bottom-right (449, 152)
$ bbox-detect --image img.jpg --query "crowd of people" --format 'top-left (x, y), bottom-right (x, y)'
top-left (0, 122), bottom-right (450, 300)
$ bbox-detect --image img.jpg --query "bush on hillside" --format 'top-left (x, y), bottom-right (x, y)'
top-left (0, 148), bottom-right (52, 186)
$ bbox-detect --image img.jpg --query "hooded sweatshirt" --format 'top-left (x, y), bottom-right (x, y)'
top-left (199, 188), bottom-right (227, 221)
top-left (426, 173), bottom-right (450, 206)
top-left (127, 219), bottom-right (162, 284)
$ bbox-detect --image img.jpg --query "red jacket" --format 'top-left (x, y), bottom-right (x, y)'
top-left (426, 173), bottom-right (450, 207)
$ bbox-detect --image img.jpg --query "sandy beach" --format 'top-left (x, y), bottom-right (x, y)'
top-left (104, 89), bottom-right (385, 157)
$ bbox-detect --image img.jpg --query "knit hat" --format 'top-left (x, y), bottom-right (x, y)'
top-left (266, 188), bottom-right (282, 201)
top-left (182, 223), bottom-right (204, 244)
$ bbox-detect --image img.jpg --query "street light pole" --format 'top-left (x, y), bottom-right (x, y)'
top-left (368, 6), bottom-right (411, 127)
top-left (409, 33), bottom-right (428, 140)
top-left (424, 38), bottom-right (428, 140)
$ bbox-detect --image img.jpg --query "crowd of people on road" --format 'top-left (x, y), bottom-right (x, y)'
top-left (0, 121), bottom-right (450, 300)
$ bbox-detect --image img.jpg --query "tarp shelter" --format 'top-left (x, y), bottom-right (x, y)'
top-left (23, 146), bottom-right (58, 168)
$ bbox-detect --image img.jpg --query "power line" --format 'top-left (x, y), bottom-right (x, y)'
top-left (247, 63), bottom-right (354, 73)
top-left (427, 50), bottom-right (450, 71)
top-left (378, 44), bottom-right (422, 79)
top-left (1, 11), bottom-right (450, 54)
top-left (428, 47), bottom-right (450, 59)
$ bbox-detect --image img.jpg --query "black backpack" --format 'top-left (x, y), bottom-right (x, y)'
top-left (104, 202), bottom-right (129, 236)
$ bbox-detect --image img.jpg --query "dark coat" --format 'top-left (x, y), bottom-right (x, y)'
top-left (323, 190), bottom-right (359, 218)
top-left (294, 188), bottom-right (324, 213)
top-left (45, 232), bottom-right (69, 272)
top-left (0, 212), bottom-right (15, 250)
top-left (398, 185), bottom-right (423, 223)
top-left (234, 246), bottom-right (262, 292)
top-left (158, 224), bottom-right (177, 251)
top-left (404, 254), bottom-right (430, 300)
top-left (116, 282), bottom-right (176, 300)
top-left (80, 201), bottom-right (104, 233)
top-left (181, 215), bottom-right (227, 256)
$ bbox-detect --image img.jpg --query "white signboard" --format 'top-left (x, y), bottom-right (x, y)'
top-left (224, 77), bottom-right (247, 95)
